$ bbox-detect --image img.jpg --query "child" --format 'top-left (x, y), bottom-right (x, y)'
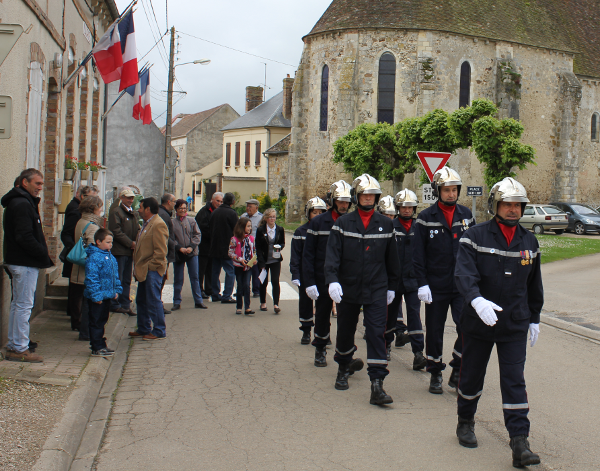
top-left (84, 228), bottom-right (122, 356)
top-left (228, 217), bottom-right (256, 315)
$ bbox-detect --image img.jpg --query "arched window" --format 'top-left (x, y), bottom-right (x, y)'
top-left (592, 113), bottom-right (599, 141)
top-left (377, 53), bottom-right (396, 124)
top-left (459, 61), bottom-right (471, 108)
top-left (320, 65), bottom-right (329, 131)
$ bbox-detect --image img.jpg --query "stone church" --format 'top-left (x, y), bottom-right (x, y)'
top-left (286, 0), bottom-right (600, 222)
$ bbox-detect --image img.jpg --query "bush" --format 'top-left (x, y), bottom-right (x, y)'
top-left (235, 206), bottom-right (246, 216)
top-left (250, 192), bottom-right (273, 212)
top-left (250, 191), bottom-right (286, 219)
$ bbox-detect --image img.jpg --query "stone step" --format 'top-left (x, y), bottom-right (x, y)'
top-left (46, 283), bottom-right (69, 297)
top-left (43, 296), bottom-right (68, 311)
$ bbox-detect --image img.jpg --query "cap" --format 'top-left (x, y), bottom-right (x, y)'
top-left (245, 199), bottom-right (260, 205)
top-left (120, 189), bottom-right (135, 197)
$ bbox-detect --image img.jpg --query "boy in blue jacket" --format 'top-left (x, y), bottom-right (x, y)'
top-left (84, 228), bottom-right (122, 356)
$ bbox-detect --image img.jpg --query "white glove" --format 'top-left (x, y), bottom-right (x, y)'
top-left (529, 323), bottom-right (539, 347)
top-left (387, 290), bottom-right (395, 305)
top-left (292, 279), bottom-right (301, 287)
top-left (471, 297), bottom-right (503, 326)
top-left (329, 282), bottom-right (343, 304)
top-left (418, 285), bottom-right (432, 304)
top-left (305, 285), bottom-right (319, 301)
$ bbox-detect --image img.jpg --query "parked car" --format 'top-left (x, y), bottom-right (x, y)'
top-left (519, 204), bottom-right (568, 234)
top-left (549, 202), bottom-right (600, 235)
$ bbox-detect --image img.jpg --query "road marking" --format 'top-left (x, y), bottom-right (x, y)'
top-left (161, 284), bottom-right (174, 303)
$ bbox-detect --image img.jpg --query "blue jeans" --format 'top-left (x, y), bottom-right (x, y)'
top-left (211, 257), bottom-right (235, 300)
top-left (110, 255), bottom-right (133, 310)
top-left (235, 267), bottom-right (251, 310)
top-left (173, 256), bottom-right (203, 306)
top-left (136, 270), bottom-right (166, 337)
top-left (6, 265), bottom-right (39, 353)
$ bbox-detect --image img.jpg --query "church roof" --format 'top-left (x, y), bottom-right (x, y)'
top-left (221, 92), bottom-right (291, 132)
top-left (306, 0), bottom-right (600, 78)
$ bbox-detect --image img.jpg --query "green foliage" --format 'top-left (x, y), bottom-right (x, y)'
top-left (231, 191), bottom-right (241, 207)
top-left (251, 191), bottom-right (287, 219)
top-left (235, 206), bottom-right (246, 216)
top-left (251, 192), bottom-right (272, 212)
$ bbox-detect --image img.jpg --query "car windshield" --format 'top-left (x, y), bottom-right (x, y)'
top-left (542, 206), bottom-right (563, 214)
top-left (572, 204), bottom-right (599, 216)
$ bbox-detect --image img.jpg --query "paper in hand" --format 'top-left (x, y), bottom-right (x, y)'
top-left (259, 269), bottom-right (267, 284)
top-left (248, 253), bottom-right (257, 267)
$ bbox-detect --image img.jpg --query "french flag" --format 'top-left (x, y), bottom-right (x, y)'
top-left (92, 23), bottom-right (123, 84)
top-left (117, 11), bottom-right (138, 91)
top-left (131, 69), bottom-right (151, 125)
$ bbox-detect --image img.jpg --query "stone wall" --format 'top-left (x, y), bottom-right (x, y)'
top-left (267, 154), bottom-right (289, 199)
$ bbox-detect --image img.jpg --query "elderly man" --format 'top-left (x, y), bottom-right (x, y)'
top-left (129, 197), bottom-right (169, 340)
top-left (209, 192), bottom-right (238, 303)
top-left (108, 187), bottom-right (140, 315)
top-left (2, 169), bottom-right (54, 362)
top-left (195, 192), bottom-right (223, 299)
top-left (158, 194), bottom-right (177, 314)
top-left (241, 198), bottom-right (262, 297)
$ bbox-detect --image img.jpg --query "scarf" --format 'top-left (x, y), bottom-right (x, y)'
top-left (438, 201), bottom-right (456, 229)
top-left (357, 208), bottom-right (374, 229)
top-left (242, 234), bottom-right (252, 261)
top-left (399, 218), bottom-right (412, 232)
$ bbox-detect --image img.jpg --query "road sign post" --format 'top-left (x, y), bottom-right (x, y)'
top-left (467, 186), bottom-right (483, 217)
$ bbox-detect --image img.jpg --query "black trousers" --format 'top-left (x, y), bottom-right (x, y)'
top-left (335, 297), bottom-right (389, 380)
top-left (298, 281), bottom-right (314, 332)
top-left (457, 334), bottom-right (530, 437)
top-left (87, 299), bottom-right (110, 351)
top-left (198, 254), bottom-right (212, 296)
top-left (311, 282), bottom-right (333, 347)
top-left (259, 262), bottom-right (281, 305)
top-left (385, 290), bottom-right (424, 353)
top-left (68, 282), bottom-right (85, 330)
top-left (425, 294), bottom-right (463, 373)
top-left (250, 264), bottom-right (260, 295)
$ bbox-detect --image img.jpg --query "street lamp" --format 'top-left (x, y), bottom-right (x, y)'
top-left (173, 59), bottom-right (211, 69)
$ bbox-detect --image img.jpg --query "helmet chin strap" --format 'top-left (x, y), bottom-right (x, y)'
top-left (399, 214), bottom-right (413, 220)
top-left (496, 214), bottom-right (520, 227)
top-left (357, 203), bottom-right (375, 211)
top-left (439, 198), bottom-right (457, 207)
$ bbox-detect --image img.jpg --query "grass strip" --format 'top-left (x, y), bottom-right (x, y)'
top-left (536, 234), bottom-right (600, 263)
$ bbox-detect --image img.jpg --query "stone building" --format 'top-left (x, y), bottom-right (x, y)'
top-left (0, 0), bottom-right (118, 344)
top-left (287, 0), bottom-right (600, 222)
top-left (264, 133), bottom-right (291, 199)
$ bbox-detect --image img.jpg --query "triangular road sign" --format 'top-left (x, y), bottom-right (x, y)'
top-left (0, 24), bottom-right (24, 68)
top-left (416, 151), bottom-right (452, 182)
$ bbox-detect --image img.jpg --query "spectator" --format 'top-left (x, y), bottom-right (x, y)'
top-left (158, 193), bottom-right (177, 314)
top-left (186, 193), bottom-right (193, 209)
top-left (209, 192), bottom-right (238, 304)
top-left (108, 188), bottom-right (139, 316)
top-left (229, 217), bottom-right (256, 315)
top-left (241, 198), bottom-right (262, 297)
top-left (84, 228), bottom-right (122, 357)
top-left (129, 197), bottom-right (169, 340)
top-left (172, 199), bottom-right (207, 309)
top-left (109, 186), bottom-right (133, 215)
top-left (1, 168), bottom-right (52, 362)
top-left (256, 208), bottom-right (285, 314)
top-left (195, 192), bottom-right (223, 299)
top-left (70, 196), bottom-right (104, 337)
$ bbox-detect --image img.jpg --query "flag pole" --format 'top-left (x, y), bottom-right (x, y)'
top-left (101, 64), bottom-right (152, 121)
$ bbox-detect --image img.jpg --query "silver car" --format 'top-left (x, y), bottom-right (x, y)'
top-left (520, 204), bottom-right (569, 235)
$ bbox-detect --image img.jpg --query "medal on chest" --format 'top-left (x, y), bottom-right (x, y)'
top-left (521, 250), bottom-right (531, 265)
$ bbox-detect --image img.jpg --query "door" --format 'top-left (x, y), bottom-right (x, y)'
top-left (205, 182), bottom-right (217, 204)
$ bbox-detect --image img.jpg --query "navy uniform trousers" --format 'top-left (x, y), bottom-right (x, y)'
top-left (298, 281), bottom-right (314, 333)
top-left (425, 294), bottom-right (464, 373)
top-left (311, 283), bottom-right (333, 347)
top-left (385, 290), bottom-right (424, 353)
top-left (457, 334), bottom-right (530, 437)
top-left (335, 297), bottom-right (388, 380)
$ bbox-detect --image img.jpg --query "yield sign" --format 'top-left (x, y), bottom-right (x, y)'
top-left (416, 151), bottom-right (452, 182)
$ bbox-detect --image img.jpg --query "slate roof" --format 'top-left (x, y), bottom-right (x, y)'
top-left (171, 105), bottom-right (229, 139)
top-left (264, 134), bottom-right (291, 155)
top-left (220, 92), bottom-right (291, 131)
top-left (306, 0), bottom-right (600, 78)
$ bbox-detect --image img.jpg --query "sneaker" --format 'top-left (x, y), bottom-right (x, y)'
top-left (5, 349), bottom-right (44, 363)
top-left (143, 334), bottom-right (166, 341)
top-left (105, 347), bottom-right (115, 353)
top-left (91, 348), bottom-right (113, 357)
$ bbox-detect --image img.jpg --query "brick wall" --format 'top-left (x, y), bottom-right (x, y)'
top-left (64, 34), bottom-right (77, 157)
top-left (90, 71), bottom-right (101, 162)
top-left (77, 59), bottom-right (90, 163)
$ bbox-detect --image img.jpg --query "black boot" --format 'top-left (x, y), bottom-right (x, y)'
top-left (413, 351), bottom-right (427, 370)
top-left (448, 368), bottom-right (460, 389)
top-left (395, 331), bottom-right (409, 347)
top-left (386, 343), bottom-right (392, 361)
top-left (456, 416), bottom-right (478, 448)
top-left (348, 357), bottom-right (364, 376)
top-left (301, 331), bottom-right (311, 345)
top-left (370, 378), bottom-right (393, 405)
top-left (429, 372), bottom-right (443, 394)
top-left (314, 347), bottom-right (327, 367)
top-left (510, 435), bottom-right (540, 468)
top-left (335, 364), bottom-right (350, 390)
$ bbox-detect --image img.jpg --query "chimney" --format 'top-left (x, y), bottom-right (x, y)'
top-left (283, 74), bottom-right (294, 121)
top-left (245, 86), bottom-right (264, 112)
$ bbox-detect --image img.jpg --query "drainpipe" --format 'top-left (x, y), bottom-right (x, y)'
top-left (265, 127), bottom-right (270, 194)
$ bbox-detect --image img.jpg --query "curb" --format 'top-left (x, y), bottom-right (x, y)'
top-left (540, 313), bottom-right (600, 342)
top-left (32, 313), bottom-right (130, 471)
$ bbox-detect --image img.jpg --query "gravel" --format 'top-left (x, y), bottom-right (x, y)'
top-left (0, 377), bottom-right (73, 470)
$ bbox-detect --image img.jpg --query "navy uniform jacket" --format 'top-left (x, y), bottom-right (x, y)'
top-left (290, 222), bottom-right (308, 282)
top-left (413, 203), bottom-right (475, 298)
top-left (392, 218), bottom-right (419, 294)
top-left (303, 209), bottom-right (337, 287)
top-left (455, 219), bottom-right (544, 342)
top-left (325, 211), bottom-right (400, 305)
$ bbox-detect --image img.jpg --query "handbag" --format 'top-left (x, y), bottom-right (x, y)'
top-left (66, 221), bottom-right (94, 266)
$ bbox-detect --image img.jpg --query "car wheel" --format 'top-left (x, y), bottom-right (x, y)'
top-left (574, 222), bottom-right (585, 235)
top-left (554, 230), bottom-right (564, 235)
top-left (533, 224), bottom-right (544, 235)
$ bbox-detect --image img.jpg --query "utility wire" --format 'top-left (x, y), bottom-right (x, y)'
top-left (138, 30), bottom-right (169, 62)
top-left (178, 31), bottom-right (296, 67)
top-left (153, 93), bottom-right (186, 121)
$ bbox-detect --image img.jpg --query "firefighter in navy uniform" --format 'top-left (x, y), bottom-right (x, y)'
top-left (381, 190), bottom-right (426, 370)
top-left (290, 197), bottom-right (327, 345)
top-left (413, 167), bottom-right (475, 394)
top-left (325, 174), bottom-right (400, 405)
top-left (303, 181), bottom-right (352, 367)
top-left (455, 177), bottom-right (542, 468)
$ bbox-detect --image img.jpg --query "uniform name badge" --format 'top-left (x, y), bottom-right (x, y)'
top-left (521, 250), bottom-right (531, 265)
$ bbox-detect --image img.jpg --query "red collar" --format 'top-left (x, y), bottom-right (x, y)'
top-left (357, 208), bottom-right (374, 229)
top-left (399, 218), bottom-right (413, 232)
top-left (332, 210), bottom-right (340, 222)
top-left (497, 219), bottom-right (517, 246)
top-left (438, 201), bottom-right (456, 228)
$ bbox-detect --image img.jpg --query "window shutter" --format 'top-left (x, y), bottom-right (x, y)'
top-left (27, 62), bottom-right (43, 169)
top-left (377, 53), bottom-right (396, 124)
top-left (225, 143), bottom-right (231, 167)
top-left (459, 62), bottom-right (471, 108)
top-left (245, 141), bottom-right (250, 166)
top-left (235, 142), bottom-right (240, 166)
top-left (255, 141), bottom-right (261, 165)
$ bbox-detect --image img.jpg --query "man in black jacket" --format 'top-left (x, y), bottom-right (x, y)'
top-left (158, 193), bottom-right (177, 313)
top-left (325, 174), bottom-right (400, 405)
top-left (195, 192), bottom-right (223, 299)
top-left (208, 192), bottom-right (238, 303)
top-left (2, 169), bottom-right (53, 363)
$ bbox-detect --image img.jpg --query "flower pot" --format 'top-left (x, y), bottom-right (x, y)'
top-left (91, 171), bottom-right (99, 181)
top-left (80, 169), bottom-right (90, 180)
top-left (64, 169), bottom-right (75, 181)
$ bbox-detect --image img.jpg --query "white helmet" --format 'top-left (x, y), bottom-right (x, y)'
top-left (432, 167), bottom-right (462, 198)
top-left (394, 189), bottom-right (419, 207)
top-left (327, 180), bottom-right (352, 203)
top-left (377, 195), bottom-right (396, 215)
top-left (305, 196), bottom-right (327, 219)
top-left (488, 177), bottom-right (529, 216)
top-left (351, 174), bottom-right (382, 211)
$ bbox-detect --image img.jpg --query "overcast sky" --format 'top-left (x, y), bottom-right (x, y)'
top-left (113, 0), bottom-right (330, 127)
